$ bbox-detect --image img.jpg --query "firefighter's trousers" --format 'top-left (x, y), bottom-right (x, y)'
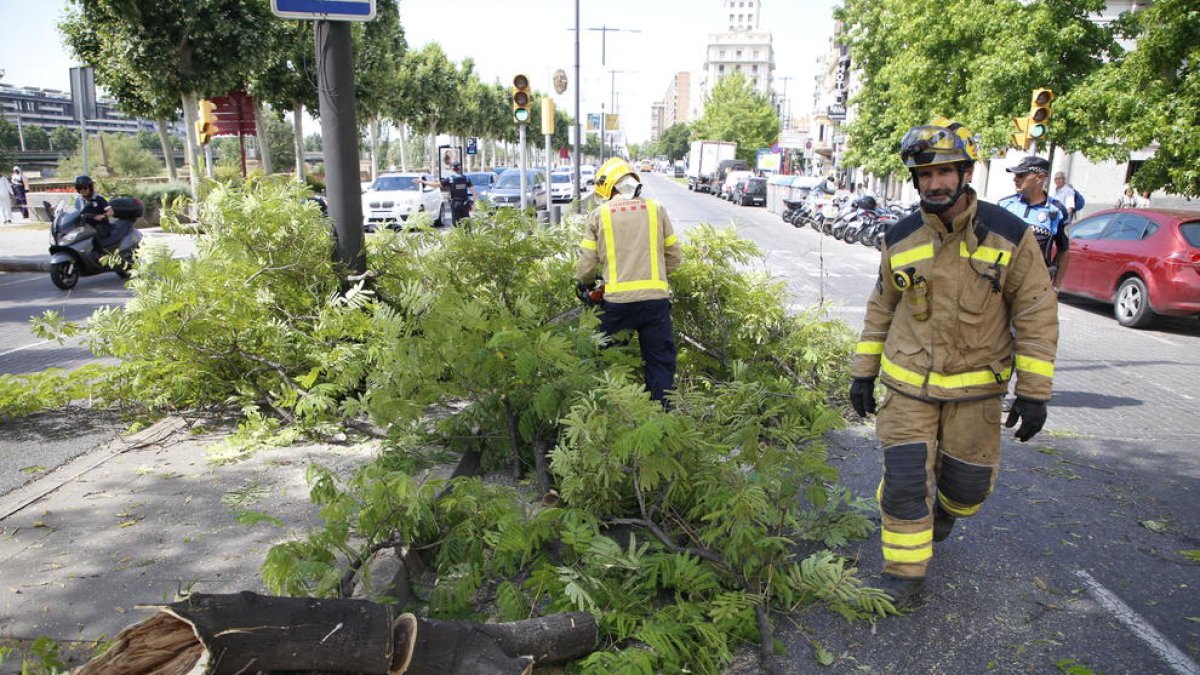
top-left (875, 389), bottom-right (1002, 578)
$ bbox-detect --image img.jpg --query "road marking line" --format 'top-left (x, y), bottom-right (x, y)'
top-left (1074, 569), bottom-right (1200, 675)
top-left (0, 340), bottom-right (52, 358)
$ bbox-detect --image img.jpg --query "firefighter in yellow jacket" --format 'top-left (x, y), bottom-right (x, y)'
top-left (849, 119), bottom-right (1059, 606)
top-left (577, 157), bottom-right (683, 404)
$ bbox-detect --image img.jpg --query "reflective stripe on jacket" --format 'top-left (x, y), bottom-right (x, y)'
top-left (851, 190), bottom-right (1058, 402)
top-left (576, 197), bottom-right (683, 303)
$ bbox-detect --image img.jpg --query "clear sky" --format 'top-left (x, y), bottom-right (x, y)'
top-left (0, 0), bottom-right (838, 143)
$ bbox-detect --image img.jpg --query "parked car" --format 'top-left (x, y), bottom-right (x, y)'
top-left (579, 165), bottom-right (596, 189)
top-left (489, 168), bottom-right (548, 209)
top-left (673, 163), bottom-right (685, 178)
top-left (548, 171), bottom-right (576, 203)
top-left (1057, 208), bottom-right (1200, 327)
top-left (719, 170), bottom-right (754, 201)
top-left (361, 172), bottom-right (443, 231)
top-left (732, 176), bottom-right (767, 206)
top-left (466, 172), bottom-right (498, 200)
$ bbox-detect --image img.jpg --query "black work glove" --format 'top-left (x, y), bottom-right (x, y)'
top-left (1005, 397), bottom-right (1047, 442)
top-left (849, 377), bottom-right (876, 417)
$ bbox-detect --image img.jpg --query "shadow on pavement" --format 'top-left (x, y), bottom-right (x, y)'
top-left (775, 426), bottom-right (1200, 674)
top-left (1049, 390), bottom-right (1142, 409)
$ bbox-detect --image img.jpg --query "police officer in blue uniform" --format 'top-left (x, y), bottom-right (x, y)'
top-left (424, 162), bottom-right (476, 227)
top-left (998, 157), bottom-right (1069, 279)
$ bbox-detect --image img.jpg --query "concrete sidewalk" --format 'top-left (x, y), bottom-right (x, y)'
top-left (0, 220), bottom-right (195, 273)
top-left (0, 417), bottom-right (376, 671)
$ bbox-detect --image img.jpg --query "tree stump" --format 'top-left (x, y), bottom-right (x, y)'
top-left (77, 591), bottom-right (393, 675)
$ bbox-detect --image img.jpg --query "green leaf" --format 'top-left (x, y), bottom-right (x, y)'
top-left (234, 510), bottom-right (285, 528)
top-left (1140, 520), bottom-right (1169, 533)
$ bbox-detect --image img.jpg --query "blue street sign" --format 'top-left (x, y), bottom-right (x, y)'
top-left (271, 0), bottom-right (376, 21)
top-left (466, 137), bottom-right (478, 156)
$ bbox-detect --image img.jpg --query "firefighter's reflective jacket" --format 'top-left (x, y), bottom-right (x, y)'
top-left (576, 197), bottom-right (683, 303)
top-left (851, 189), bottom-right (1058, 402)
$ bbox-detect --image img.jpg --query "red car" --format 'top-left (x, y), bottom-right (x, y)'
top-left (1058, 208), bottom-right (1200, 327)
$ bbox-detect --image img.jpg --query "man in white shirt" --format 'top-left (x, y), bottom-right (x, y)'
top-left (1052, 172), bottom-right (1077, 224)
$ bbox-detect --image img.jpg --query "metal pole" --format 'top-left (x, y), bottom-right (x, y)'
top-left (316, 19), bottom-right (366, 277)
top-left (573, 0), bottom-right (581, 209)
top-left (599, 103), bottom-right (606, 164)
top-left (204, 144), bottom-right (214, 179)
top-left (80, 118), bottom-right (88, 175)
top-left (519, 123), bottom-right (528, 210)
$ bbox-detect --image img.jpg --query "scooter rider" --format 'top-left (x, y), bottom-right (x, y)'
top-left (421, 162), bottom-right (476, 227)
top-left (75, 175), bottom-right (114, 242)
top-left (848, 118), bottom-right (1059, 607)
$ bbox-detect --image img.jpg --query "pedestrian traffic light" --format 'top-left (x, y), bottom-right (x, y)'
top-left (512, 74), bottom-right (531, 124)
top-left (1010, 116), bottom-right (1032, 151)
top-left (1028, 88), bottom-right (1054, 140)
top-left (196, 99), bottom-right (218, 145)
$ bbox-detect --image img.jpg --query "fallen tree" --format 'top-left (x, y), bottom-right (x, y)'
top-left (16, 181), bottom-right (895, 672)
top-left (78, 592), bottom-right (597, 675)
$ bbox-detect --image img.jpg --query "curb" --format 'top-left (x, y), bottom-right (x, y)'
top-left (0, 256), bottom-right (51, 272)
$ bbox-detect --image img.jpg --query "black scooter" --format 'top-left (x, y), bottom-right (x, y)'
top-left (47, 196), bottom-right (143, 290)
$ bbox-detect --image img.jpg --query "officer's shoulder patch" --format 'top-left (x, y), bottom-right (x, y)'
top-left (884, 211), bottom-right (924, 248)
top-left (975, 201), bottom-right (1026, 246)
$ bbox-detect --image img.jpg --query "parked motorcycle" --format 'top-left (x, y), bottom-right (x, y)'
top-left (48, 196), bottom-right (143, 290)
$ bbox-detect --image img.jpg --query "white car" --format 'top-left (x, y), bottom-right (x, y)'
top-left (362, 172), bottom-right (444, 231)
top-left (579, 165), bottom-right (596, 191)
top-left (549, 171), bottom-right (576, 203)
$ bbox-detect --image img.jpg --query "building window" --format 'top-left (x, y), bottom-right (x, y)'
top-left (748, 14), bottom-right (753, 24)
top-left (736, 50), bottom-right (743, 58)
top-left (718, 65), bottom-right (725, 73)
top-left (729, 14), bottom-right (734, 24)
top-left (752, 65), bottom-right (758, 73)
top-left (719, 50), bottom-right (726, 59)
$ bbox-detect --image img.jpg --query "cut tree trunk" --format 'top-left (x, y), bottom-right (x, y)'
top-left (75, 592), bottom-right (598, 675)
top-left (391, 611), bottom-right (598, 675)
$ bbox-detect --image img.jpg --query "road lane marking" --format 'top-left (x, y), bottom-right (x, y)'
top-left (0, 340), bottom-right (52, 358)
top-left (1074, 569), bottom-right (1200, 675)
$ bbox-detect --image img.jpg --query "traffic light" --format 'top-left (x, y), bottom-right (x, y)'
top-left (1010, 116), bottom-right (1032, 151)
top-left (195, 99), bottom-right (218, 145)
top-left (512, 74), bottom-right (531, 124)
top-left (1028, 88), bottom-right (1054, 141)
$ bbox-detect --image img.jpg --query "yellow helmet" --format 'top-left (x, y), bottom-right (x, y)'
top-left (593, 157), bottom-right (639, 200)
top-left (899, 118), bottom-right (981, 168)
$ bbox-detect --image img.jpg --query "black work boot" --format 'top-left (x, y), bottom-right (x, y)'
top-left (933, 501), bottom-right (957, 542)
top-left (877, 574), bottom-right (925, 609)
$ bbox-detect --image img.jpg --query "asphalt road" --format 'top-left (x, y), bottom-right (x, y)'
top-left (640, 172), bottom-right (1200, 674)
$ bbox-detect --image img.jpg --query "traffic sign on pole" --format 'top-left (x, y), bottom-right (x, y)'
top-left (271, 0), bottom-right (376, 21)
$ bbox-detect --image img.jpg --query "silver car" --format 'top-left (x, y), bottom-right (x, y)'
top-left (489, 168), bottom-right (548, 209)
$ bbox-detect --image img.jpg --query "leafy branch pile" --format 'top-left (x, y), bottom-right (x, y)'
top-left (9, 179), bottom-right (894, 672)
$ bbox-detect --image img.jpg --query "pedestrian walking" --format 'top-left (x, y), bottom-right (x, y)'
top-left (1116, 185), bottom-right (1139, 209)
top-left (0, 173), bottom-right (13, 223)
top-left (849, 118), bottom-right (1059, 608)
top-left (11, 166), bottom-right (30, 219)
top-left (999, 156), bottom-right (1069, 281)
top-left (576, 157), bottom-right (683, 405)
top-left (1052, 171), bottom-right (1078, 223)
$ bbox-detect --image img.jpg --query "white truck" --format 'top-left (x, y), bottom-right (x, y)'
top-left (686, 140), bottom-right (737, 193)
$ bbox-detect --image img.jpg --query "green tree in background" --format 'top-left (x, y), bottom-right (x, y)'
top-left (58, 133), bottom-right (160, 178)
top-left (836, 0), bottom-right (1115, 178)
top-left (656, 123), bottom-right (693, 161)
top-left (1056, 0), bottom-right (1200, 197)
top-left (692, 72), bottom-right (780, 163)
top-left (51, 126), bottom-right (80, 155)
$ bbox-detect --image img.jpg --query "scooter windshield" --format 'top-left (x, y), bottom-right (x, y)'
top-left (53, 196), bottom-right (86, 234)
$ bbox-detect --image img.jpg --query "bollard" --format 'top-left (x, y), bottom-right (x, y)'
top-left (537, 209), bottom-right (549, 226)
top-left (550, 205), bottom-right (562, 225)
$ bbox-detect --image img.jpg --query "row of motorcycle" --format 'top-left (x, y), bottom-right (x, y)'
top-left (781, 192), bottom-right (918, 250)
